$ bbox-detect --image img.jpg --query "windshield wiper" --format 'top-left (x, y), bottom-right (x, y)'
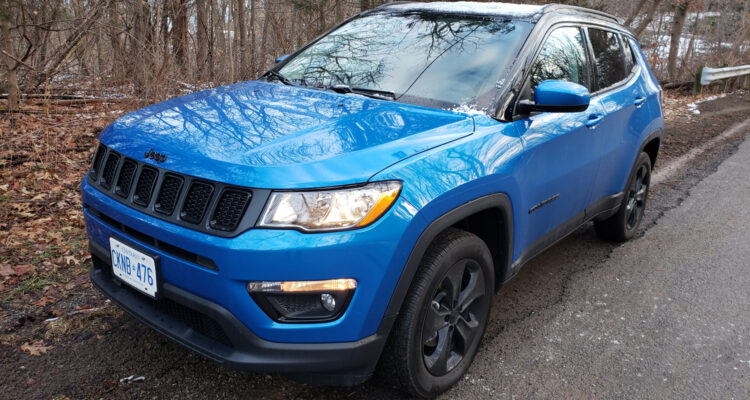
top-left (327, 84), bottom-right (396, 101)
top-left (263, 70), bottom-right (293, 86)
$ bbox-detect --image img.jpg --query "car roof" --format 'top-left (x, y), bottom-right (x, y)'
top-left (378, 2), bottom-right (621, 25)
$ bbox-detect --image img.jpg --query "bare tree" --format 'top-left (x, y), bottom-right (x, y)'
top-left (235, 0), bottom-right (247, 79)
top-left (667, 0), bottom-right (690, 81)
top-left (624, 0), bottom-right (650, 27)
top-left (729, 0), bottom-right (750, 64)
top-left (1, 12), bottom-right (20, 121)
top-left (633, 0), bottom-right (665, 37)
top-left (196, 0), bottom-right (209, 79)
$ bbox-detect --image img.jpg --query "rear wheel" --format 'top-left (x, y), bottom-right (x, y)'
top-left (595, 152), bottom-right (652, 242)
top-left (381, 228), bottom-right (493, 398)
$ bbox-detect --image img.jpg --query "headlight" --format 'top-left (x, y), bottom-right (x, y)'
top-left (258, 181), bottom-right (402, 232)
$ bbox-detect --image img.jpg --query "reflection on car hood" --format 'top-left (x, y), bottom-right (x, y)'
top-left (100, 81), bottom-right (474, 189)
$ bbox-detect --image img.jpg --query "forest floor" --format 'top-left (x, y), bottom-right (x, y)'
top-left (0, 88), bottom-right (749, 399)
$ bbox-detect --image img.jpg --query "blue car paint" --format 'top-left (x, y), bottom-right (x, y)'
top-left (533, 80), bottom-right (591, 108)
top-left (101, 80), bottom-right (474, 189)
top-left (83, 176), bottom-right (427, 342)
top-left (82, 13), bottom-right (664, 353)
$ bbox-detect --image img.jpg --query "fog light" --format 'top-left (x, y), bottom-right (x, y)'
top-left (320, 293), bottom-right (336, 312)
top-left (247, 279), bottom-right (356, 323)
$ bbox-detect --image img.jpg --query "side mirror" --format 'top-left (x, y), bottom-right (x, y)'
top-left (517, 80), bottom-right (590, 114)
top-left (275, 54), bottom-right (290, 64)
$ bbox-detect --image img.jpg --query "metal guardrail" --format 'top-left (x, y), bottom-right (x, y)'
top-left (700, 65), bottom-right (750, 86)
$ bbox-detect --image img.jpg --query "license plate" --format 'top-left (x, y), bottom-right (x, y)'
top-left (110, 237), bottom-right (158, 298)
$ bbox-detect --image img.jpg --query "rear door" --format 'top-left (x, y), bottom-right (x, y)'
top-left (513, 26), bottom-right (604, 251)
top-left (584, 28), bottom-right (647, 208)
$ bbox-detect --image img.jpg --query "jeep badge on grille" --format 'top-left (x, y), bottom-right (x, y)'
top-left (145, 149), bottom-right (167, 163)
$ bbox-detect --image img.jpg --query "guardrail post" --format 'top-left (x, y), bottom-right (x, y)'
top-left (694, 65), bottom-right (704, 95)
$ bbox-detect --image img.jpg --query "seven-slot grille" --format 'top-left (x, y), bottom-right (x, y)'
top-left (88, 145), bottom-right (253, 236)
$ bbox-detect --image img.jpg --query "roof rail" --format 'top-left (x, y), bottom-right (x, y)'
top-left (542, 4), bottom-right (621, 24)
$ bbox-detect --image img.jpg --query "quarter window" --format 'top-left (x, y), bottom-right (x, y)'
top-left (529, 27), bottom-right (590, 90)
top-left (621, 37), bottom-right (637, 73)
top-left (588, 28), bottom-right (628, 90)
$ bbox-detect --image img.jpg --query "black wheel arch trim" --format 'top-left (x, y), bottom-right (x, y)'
top-left (375, 193), bottom-right (514, 338)
top-left (639, 129), bottom-right (663, 168)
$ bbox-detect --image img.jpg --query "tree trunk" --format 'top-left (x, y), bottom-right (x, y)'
top-left (667, 0), bottom-right (689, 81)
top-left (634, 0), bottom-right (664, 37)
top-left (1, 18), bottom-right (19, 120)
top-left (360, 0), bottom-right (370, 12)
top-left (172, 0), bottom-right (189, 75)
top-left (729, 0), bottom-right (750, 63)
top-left (108, 6), bottom-right (125, 82)
top-left (335, 0), bottom-right (343, 23)
top-left (625, 0), bottom-right (649, 27)
top-left (131, 0), bottom-right (150, 94)
top-left (250, 0), bottom-right (257, 77)
top-left (196, 0), bottom-right (209, 80)
top-left (235, 0), bottom-right (247, 80)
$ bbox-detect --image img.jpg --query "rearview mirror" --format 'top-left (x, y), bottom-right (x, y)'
top-left (517, 80), bottom-right (590, 114)
top-left (275, 54), bottom-right (290, 64)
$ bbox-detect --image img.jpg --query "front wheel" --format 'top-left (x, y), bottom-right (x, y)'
top-left (595, 152), bottom-right (652, 242)
top-left (381, 228), bottom-right (494, 398)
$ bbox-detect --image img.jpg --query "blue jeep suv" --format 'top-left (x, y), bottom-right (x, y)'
top-left (82, 2), bottom-right (663, 397)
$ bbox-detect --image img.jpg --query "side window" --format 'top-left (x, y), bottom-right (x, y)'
top-left (528, 27), bottom-right (590, 90)
top-left (588, 28), bottom-right (628, 90)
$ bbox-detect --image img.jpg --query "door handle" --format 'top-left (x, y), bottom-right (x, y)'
top-left (634, 96), bottom-right (647, 107)
top-left (586, 114), bottom-right (604, 128)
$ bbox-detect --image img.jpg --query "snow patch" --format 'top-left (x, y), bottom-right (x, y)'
top-left (449, 103), bottom-right (487, 116)
top-left (687, 93), bottom-right (728, 116)
top-left (384, 2), bottom-right (543, 18)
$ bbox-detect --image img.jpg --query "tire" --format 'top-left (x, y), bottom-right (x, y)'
top-left (380, 228), bottom-right (494, 398)
top-left (594, 152), bottom-right (652, 242)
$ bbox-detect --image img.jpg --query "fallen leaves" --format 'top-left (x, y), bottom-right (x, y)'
top-left (32, 296), bottom-right (55, 307)
top-left (20, 340), bottom-right (54, 356)
top-left (1, 103), bottom-right (130, 339)
top-left (0, 264), bottom-right (36, 277)
top-left (0, 264), bottom-right (13, 277)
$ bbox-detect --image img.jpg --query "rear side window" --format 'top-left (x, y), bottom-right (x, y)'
top-left (529, 27), bottom-right (590, 90)
top-left (588, 28), bottom-right (628, 90)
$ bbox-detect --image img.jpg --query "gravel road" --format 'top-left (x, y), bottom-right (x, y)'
top-left (446, 119), bottom-right (750, 399)
top-left (3, 95), bottom-right (749, 400)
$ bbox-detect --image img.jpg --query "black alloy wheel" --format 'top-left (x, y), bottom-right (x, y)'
top-left (421, 258), bottom-right (487, 376)
top-left (595, 151), bottom-right (652, 242)
top-left (380, 228), bottom-right (494, 398)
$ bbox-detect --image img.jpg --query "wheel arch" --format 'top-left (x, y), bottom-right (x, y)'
top-left (376, 193), bottom-right (513, 338)
top-left (640, 129), bottom-right (662, 169)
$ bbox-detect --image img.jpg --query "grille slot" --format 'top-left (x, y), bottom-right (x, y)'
top-left (91, 144), bottom-right (107, 179)
top-left (154, 174), bottom-right (183, 215)
top-left (100, 152), bottom-right (121, 190)
top-left (210, 189), bottom-right (251, 231)
top-left (114, 159), bottom-right (137, 198)
top-left (180, 182), bottom-right (214, 224)
top-left (133, 167), bottom-right (158, 207)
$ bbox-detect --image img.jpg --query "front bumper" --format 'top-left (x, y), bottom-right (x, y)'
top-left (89, 240), bottom-right (385, 385)
top-left (81, 176), bottom-right (429, 382)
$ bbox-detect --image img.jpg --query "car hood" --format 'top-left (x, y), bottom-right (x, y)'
top-left (100, 81), bottom-right (475, 189)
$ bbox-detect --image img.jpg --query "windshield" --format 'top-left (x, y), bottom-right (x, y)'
top-left (277, 12), bottom-right (531, 110)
